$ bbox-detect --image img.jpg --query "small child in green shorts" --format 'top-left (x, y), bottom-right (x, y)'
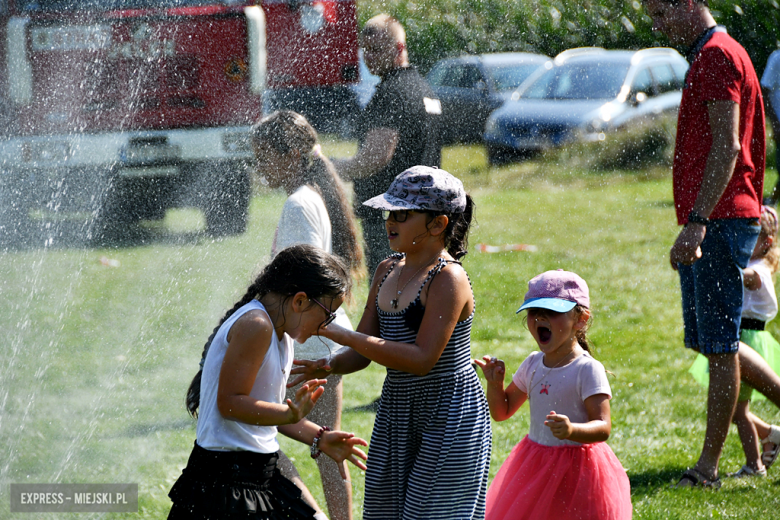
top-left (689, 205), bottom-right (780, 477)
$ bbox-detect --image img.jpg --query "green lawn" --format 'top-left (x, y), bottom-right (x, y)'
top-left (1, 142), bottom-right (779, 519)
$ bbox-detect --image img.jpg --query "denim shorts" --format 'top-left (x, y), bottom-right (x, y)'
top-left (678, 218), bottom-right (760, 355)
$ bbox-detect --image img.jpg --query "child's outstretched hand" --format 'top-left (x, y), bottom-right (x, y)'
top-left (474, 355), bottom-right (506, 386)
top-left (319, 431), bottom-right (369, 478)
top-left (288, 358), bottom-right (332, 387)
top-left (315, 322), bottom-right (348, 342)
top-left (544, 411), bottom-right (574, 440)
top-left (286, 379), bottom-right (327, 423)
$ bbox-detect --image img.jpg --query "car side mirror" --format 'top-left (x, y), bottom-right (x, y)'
top-left (475, 80), bottom-right (488, 94)
top-left (629, 91), bottom-right (647, 107)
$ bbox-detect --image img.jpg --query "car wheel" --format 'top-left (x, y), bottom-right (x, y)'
top-left (487, 145), bottom-right (516, 166)
top-left (486, 145), bottom-right (538, 166)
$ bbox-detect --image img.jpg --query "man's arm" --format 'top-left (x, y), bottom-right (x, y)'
top-left (670, 100), bottom-right (740, 268)
top-left (333, 127), bottom-right (398, 181)
top-left (691, 100), bottom-right (741, 218)
top-left (762, 87), bottom-right (780, 135)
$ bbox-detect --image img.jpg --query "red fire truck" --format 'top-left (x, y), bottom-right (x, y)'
top-left (0, 0), bottom-right (358, 240)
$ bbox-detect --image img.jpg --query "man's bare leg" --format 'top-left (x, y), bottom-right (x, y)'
top-left (685, 352), bottom-right (739, 483)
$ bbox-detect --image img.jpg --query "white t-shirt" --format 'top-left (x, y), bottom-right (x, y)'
top-left (271, 185), bottom-right (353, 360)
top-left (761, 50), bottom-right (780, 118)
top-left (197, 300), bottom-right (293, 453)
top-left (743, 258), bottom-right (778, 322)
top-left (513, 351), bottom-right (612, 447)
top-left (272, 185), bottom-right (332, 257)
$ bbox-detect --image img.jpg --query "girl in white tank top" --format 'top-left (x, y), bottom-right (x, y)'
top-left (168, 245), bottom-right (367, 520)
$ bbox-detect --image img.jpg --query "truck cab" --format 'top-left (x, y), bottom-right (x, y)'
top-left (0, 0), bottom-right (358, 242)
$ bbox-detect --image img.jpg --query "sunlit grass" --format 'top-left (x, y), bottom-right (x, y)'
top-left (1, 141), bottom-right (780, 519)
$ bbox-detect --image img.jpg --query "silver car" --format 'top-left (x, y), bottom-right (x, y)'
top-left (483, 47), bottom-right (689, 165)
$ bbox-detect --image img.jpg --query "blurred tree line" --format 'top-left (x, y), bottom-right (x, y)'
top-left (358, 0), bottom-right (780, 75)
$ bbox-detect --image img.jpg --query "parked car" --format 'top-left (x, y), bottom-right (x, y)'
top-left (483, 47), bottom-right (689, 165)
top-left (427, 52), bottom-right (549, 144)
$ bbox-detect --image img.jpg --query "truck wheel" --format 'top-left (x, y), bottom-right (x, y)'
top-left (203, 166), bottom-right (250, 237)
top-left (90, 177), bottom-right (141, 243)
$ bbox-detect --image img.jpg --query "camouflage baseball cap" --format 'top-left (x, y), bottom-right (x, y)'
top-left (362, 165), bottom-right (467, 213)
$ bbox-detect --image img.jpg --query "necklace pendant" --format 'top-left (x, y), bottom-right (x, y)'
top-left (391, 299), bottom-right (398, 309)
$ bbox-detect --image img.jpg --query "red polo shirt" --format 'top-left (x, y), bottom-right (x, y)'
top-left (673, 31), bottom-right (765, 224)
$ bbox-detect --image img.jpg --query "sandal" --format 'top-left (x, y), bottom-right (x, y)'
top-left (675, 468), bottom-right (722, 489)
top-left (761, 424), bottom-right (780, 470)
top-left (726, 465), bottom-right (767, 478)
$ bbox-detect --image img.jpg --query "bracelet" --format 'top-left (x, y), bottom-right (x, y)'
top-left (310, 426), bottom-right (331, 459)
top-left (687, 210), bottom-right (709, 226)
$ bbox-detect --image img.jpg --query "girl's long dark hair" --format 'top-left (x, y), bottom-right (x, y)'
top-left (426, 194), bottom-right (475, 260)
top-left (251, 110), bottom-right (365, 281)
top-left (185, 244), bottom-right (351, 418)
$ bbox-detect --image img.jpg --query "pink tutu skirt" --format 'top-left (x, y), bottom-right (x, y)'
top-left (486, 436), bottom-right (632, 520)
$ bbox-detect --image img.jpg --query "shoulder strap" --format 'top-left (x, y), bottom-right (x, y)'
top-left (416, 258), bottom-right (461, 299)
top-left (377, 253), bottom-right (404, 291)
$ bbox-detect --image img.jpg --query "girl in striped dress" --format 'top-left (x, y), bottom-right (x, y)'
top-left (291, 166), bottom-right (491, 519)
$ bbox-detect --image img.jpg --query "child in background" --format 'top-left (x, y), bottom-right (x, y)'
top-left (689, 205), bottom-right (780, 477)
top-left (252, 111), bottom-right (364, 520)
top-left (476, 270), bottom-right (632, 520)
top-left (169, 245), bottom-right (367, 520)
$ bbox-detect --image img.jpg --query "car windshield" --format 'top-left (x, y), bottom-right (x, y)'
top-left (521, 62), bottom-right (630, 100)
top-left (487, 63), bottom-right (545, 92)
top-left (22, 0), bottom-right (235, 11)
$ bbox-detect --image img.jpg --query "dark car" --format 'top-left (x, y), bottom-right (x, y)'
top-left (427, 52), bottom-right (549, 144)
top-left (483, 47), bottom-right (689, 165)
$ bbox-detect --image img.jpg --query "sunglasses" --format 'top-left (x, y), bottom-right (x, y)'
top-left (382, 209), bottom-right (418, 222)
top-left (309, 298), bottom-right (337, 327)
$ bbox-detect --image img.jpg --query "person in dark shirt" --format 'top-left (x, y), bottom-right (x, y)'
top-left (334, 14), bottom-right (442, 276)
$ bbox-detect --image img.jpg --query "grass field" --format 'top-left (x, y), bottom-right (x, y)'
top-left (1, 140), bottom-right (780, 519)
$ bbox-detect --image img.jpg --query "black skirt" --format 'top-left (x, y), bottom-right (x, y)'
top-left (168, 442), bottom-right (317, 520)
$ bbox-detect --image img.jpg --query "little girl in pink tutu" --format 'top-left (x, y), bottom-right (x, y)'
top-left (476, 270), bottom-right (632, 520)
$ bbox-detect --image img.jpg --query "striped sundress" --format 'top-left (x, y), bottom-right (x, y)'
top-left (363, 255), bottom-right (492, 520)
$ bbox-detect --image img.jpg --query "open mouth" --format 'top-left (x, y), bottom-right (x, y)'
top-left (537, 326), bottom-right (552, 343)
top-left (388, 231), bottom-right (399, 238)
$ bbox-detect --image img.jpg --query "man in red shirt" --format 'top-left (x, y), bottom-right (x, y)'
top-left (646, 0), bottom-right (780, 487)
